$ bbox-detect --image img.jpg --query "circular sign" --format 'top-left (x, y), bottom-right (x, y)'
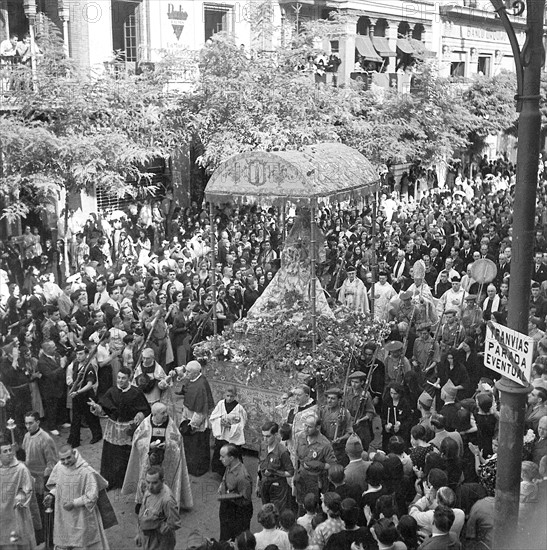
top-left (470, 259), bottom-right (498, 284)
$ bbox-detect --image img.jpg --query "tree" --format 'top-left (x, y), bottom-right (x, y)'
top-left (0, 14), bottom-right (189, 230)
top-left (464, 70), bottom-right (517, 156)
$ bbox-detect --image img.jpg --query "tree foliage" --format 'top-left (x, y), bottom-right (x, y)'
top-left (0, 14), bottom-right (187, 224)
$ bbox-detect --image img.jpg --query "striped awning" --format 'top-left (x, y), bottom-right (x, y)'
top-left (409, 38), bottom-right (436, 58)
top-left (372, 36), bottom-right (396, 57)
top-left (355, 35), bottom-right (382, 62)
top-left (396, 38), bottom-right (414, 54)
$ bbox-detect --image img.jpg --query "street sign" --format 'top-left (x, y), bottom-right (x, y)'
top-left (484, 321), bottom-right (533, 386)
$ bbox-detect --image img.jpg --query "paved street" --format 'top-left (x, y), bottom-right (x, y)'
top-left (51, 425), bottom-right (261, 548)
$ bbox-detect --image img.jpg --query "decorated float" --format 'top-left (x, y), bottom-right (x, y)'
top-left (195, 143), bottom-right (389, 449)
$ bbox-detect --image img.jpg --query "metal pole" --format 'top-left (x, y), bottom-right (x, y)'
top-left (369, 194), bottom-right (377, 318)
top-left (310, 200), bottom-right (317, 353)
top-left (492, 0), bottom-right (544, 547)
top-left (209, 202), bottom-right (217, 336)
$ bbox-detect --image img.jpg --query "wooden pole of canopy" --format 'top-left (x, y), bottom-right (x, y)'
top-left (209, 201), bottom-right (218, 336)
top-left (310, 199), bottom-right (317, 352)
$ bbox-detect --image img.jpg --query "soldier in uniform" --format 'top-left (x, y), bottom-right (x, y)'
top-left (356, 343), bottom-right (385, 413)
top-left (66, 344), bottom-right (103, 448)
top-left (388, 290), bottom-right (418, 357)
top-left (461, 294), bottom-right (483, 337)
top-left (293, 414), bottom-right (336, 510)
top-left (439, 309), bottom-right (463, 354)
top-left (320, 387), bottom-right (353, 465)
top-left (384, 340), bottom-right (412, 388)
top-left (345, 372), bottom-right (376, 453)
top-left (412, 323), bottom-right (441, 381)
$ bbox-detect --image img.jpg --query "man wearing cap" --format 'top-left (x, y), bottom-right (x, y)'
top-left (437, 275), bottom-right (467, 318)
top-left (67, 344), bottom-right (103, 447)
top-left (320, 387), bottom-right (353, 464)
top-left (338, 265), bottom-right (369, 313)
top-left (371, 271), bottom-right (396, 321)
top-left (439, 310), bottom-right (463, 354)
top-left (346, 371), bottom-right (376, 452)
top-left (413, 323), bottom-right (440, 379)
top-left (384, 340), bottom-right (412, 387)
top-left (461, 294), bottom-right (483, 337)
top-left (388, 290), bottom-right (416, 344)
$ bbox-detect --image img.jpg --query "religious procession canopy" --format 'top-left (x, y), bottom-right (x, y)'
top-left (205, 142), bottom-right (380, 205)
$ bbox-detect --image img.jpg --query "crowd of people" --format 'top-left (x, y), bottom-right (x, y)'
top-left (1, 158), bottom-right (547, 549)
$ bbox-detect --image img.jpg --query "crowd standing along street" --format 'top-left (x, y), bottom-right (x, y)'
top-left (1, 158), bottom-right (547, 549)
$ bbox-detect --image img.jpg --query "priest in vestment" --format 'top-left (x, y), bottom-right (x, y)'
top-left (90, 366), bottom-right (150, 489)
top-left (0, 438), bottom-right (36, 549)
top-left (176, 361), bottom-right (215, 476)
top-left (46, 445), bottom-right (111, 550)
top-left (338, 266), bottom-right (369, 313)
top-left (22, 412), bottom-right (58, 546)
top-left (122, 402), bottom-right (193, 510)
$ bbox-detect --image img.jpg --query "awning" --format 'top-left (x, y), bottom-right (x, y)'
top-left (409, 38), bottom-right (436, 58)
top-left (372, 36), bottom-right (396, 57)
top-left (355, 35), bottom-right (382, 62)
top-left (396, 38), bottom-right (414, 54)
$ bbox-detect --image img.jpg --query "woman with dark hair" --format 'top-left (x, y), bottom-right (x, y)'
top-left (409, 424), bottom-right (436, 472)
top-left (397, 515), bottom-right (419, 550)
top-left (475, 392), bottom-right (497, 459)
top-left (361, 462), bottom-right (389, 515)
top-left (456, 406), bottom-right (478, 483)
top-left (254, 503), bottom-right (289, 550)
top-left (312, 492), bottom-right (344, 549)
top-left (235, 531), bottom-right (257, 550)
top-left (381, 382), bottom-right (413, 449)
top-left (440, 436), bottom-right (464, 491)
top-left (437, 348), bottom-right (471, 403)
top-left (458, 337), bottom-right (483, 397)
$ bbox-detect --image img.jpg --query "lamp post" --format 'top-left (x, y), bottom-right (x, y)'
top-left (58, 0), bottom-right (70, 57)
top-left (489, 1), bottom-right (545, 548)
top-left (23, 0), bottom-right (38, 89)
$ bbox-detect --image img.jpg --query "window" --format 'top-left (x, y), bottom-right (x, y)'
top-left (111, 0), bottom-right (139, 64)
top-left (124, 13), bottom-right (137, 62)
top-left (330, 40), bottom-right (339, 54)
top-left (204, 4), bottom-right (232, 42)
top-left (450, 61), bottom-right (465, 77)
top-left (477, 56), bottom-right (491, 76)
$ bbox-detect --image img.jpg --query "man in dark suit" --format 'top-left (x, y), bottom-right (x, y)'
top-left (391, 249), bottom-right (409, 292)
top-left (37, 340), bottom-right (66, 436)
top-left (418, 506), bottom-right (462, 549)
top-left (459, 239), bottom-right (475, 269)
top-left (532, 251), bottom-right (547, 284)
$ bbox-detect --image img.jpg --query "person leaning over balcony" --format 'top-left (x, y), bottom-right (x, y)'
top-left (0, 33), bottom-right (18, 60)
